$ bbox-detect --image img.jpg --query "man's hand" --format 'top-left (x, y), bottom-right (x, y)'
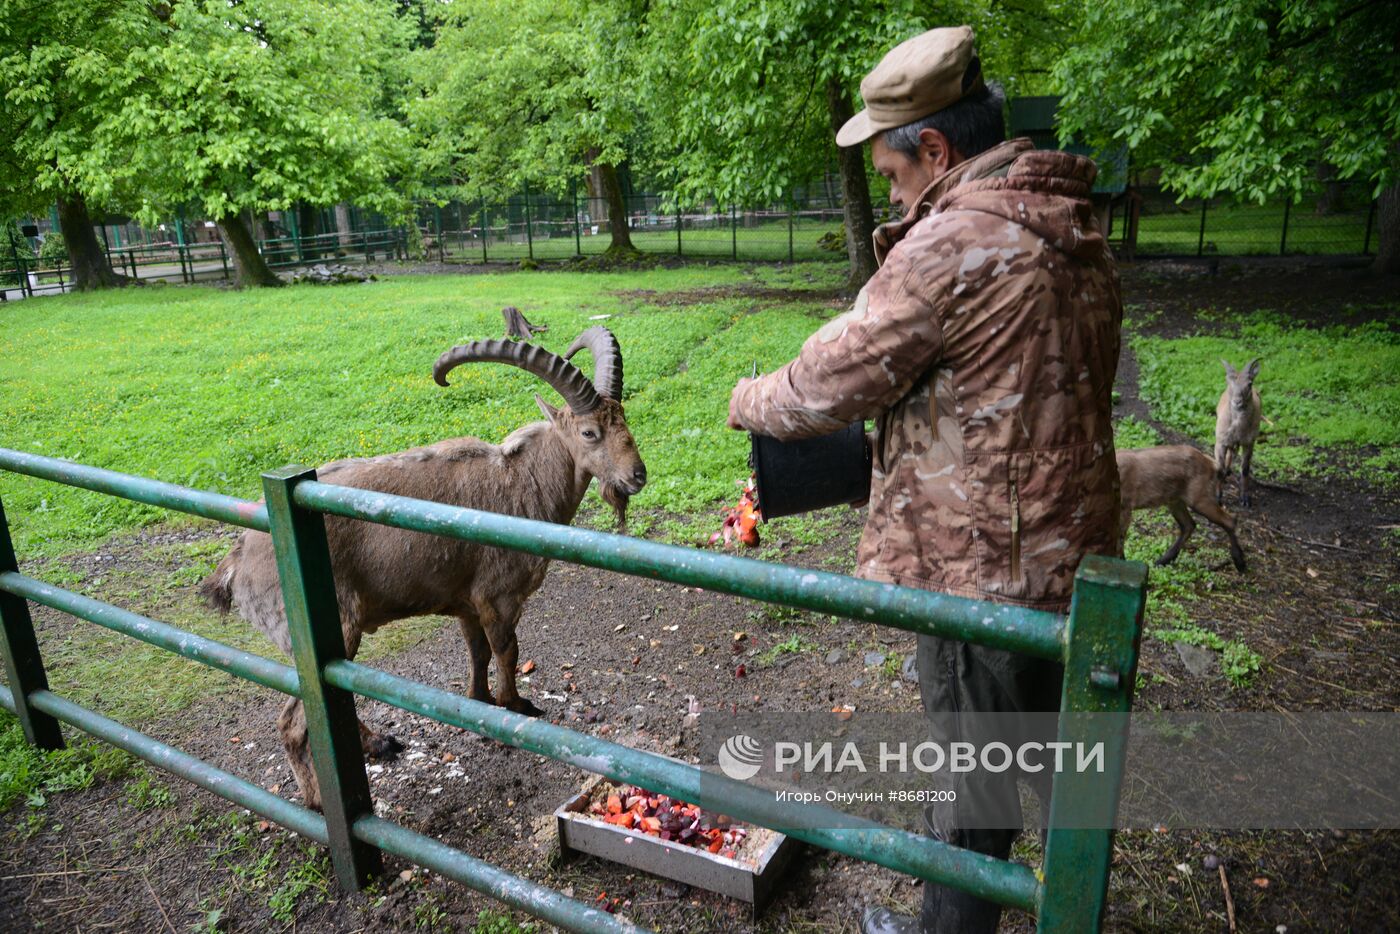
top-left (727, 377), bottom-right (755, 430)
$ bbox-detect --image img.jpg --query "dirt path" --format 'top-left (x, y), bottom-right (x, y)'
top-left (1, 258), bottom-right (1397, 932)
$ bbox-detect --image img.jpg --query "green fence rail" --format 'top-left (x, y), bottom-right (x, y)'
top-left (0, 445), bottom-right (1146, 931)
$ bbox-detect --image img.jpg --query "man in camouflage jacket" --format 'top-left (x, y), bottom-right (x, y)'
top-left (727, 26), bottom-right (1122, 934)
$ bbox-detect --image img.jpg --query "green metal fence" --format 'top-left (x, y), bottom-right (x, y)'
top-left (1, 229), bottom-right (407, 298)
top-left (0, 445), bottom-right (1146, 932)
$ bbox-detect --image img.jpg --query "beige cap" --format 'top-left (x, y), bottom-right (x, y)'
top-left (836, 26), bottom-right (984, 148)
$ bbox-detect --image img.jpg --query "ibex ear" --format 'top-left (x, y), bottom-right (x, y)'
top-left (535, 394), bottom-right (561, 425)
top-left (1221, 358), bottom-right (1236, 378)
top-left (1245, 358), bottom-right (1261, 379)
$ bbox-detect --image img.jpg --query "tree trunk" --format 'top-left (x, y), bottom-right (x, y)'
top-left (56, 193), bottom-right (127, 291)
top-left (1314, 162), bottom-right (1345, 215)
top-left (596, 161), bottom-right (637, 254)
top-left (825, 78), bottom-right (878, 288)
top-left (217, 212), bottom-right (283, 287)
top-left (1374, 179), bottom-right (1399, 275)
top-left (296, 203), bottom-right (322, 260)
top-left (334, 202), bottom-right (353, 249)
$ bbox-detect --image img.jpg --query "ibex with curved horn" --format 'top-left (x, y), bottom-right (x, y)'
top-left (199, 327), bottom-right (645, 809)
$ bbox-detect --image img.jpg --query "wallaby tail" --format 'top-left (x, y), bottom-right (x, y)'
top-left (198, 547), bottom-right (239, 614)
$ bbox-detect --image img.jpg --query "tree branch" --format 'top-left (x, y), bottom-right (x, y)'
top-left (1272, 0), bottom-right (1387, 56)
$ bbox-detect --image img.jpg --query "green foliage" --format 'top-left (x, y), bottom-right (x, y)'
top-left (472, 911), bottom-right (535, 934)
top-left (4, 222), bottom-right (36, 261)
top-left (267, 844), bottom-right (332, 923)
top-left (0, 711), bottom-right (132, 812)
top-left (1112, 415), bottom-right (1161, 450)
top-left (1055, 0), bottom-right (1400, 201)
top-left (1132, 314), bottom-right (1400, 479)
top-left (412, 893), bottom-right (449, 930)
top-left (37, 232), bottom-right (67, 266)
top-left (758, 633), bottom-right (819, 665)
top-left (410, 0), bottom-right (641, 201)
top-left (0, 0), bottom-right (160, 217)
top-left (125, 773), bottom-right (176, 809)
top-left (647, 0), bottom-right (936, 206)
top-left (1152, 624), bottom-right (1263, 689)
top-left (85, 0), bottom-right (414, 225)
top-left (1124, 517), bottom-right (1263, 689)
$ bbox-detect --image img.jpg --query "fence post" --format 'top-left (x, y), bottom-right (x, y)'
top-left (676, 204), bottom-right (682, 257)
top-left (524, 187), bottom-right (534, 261)
top-left (173, 214), bottom-right (190, 283)
top-left (0, 497), bottom-right (66, 750)
top-left (1363, 199), bottom-right (1377, 255)
top-left (788, 196), bottom-right (795, 263)
top-left (572, 179), bottom-right (582, 257)
top-left (731, 204), bottom-right (738, 260)
top-left (1280, 199), bottom-right (1291, 255)
top-left (288, 208), bottom-right (304, 264)
top-left (218, 239), bottom-right (229, 280)
top-left (1037, 555), bottom-right (1146, 932)
top-left (434, 204), bottom-right (445, 262)
top-left (9, 236), bottom-right (25, 298)
top-left (481, 199), bottom-right (489, 263)
top-left (1196, 199), bottom-right (1208, 257)
top-left (262, 467), bottom-right (383, 889)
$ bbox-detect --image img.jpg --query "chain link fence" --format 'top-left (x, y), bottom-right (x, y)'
top-left (410, 191), bottom-right (847, 265)
top-left (5, 177), bottom-right (1382, 300)
top-left (1116, 182), bottom-right (1379, 257)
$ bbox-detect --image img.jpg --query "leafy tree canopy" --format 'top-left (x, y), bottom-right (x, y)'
top-left (83, 0), bottom-right (415, 225)
top-left (409, 0), bottom-right (646, 201)
top-left (0, 0), bottom-right (160, 217)
top-left (646, 0), bottom-right (955, 207)
top-left (1053, 0), bottom-right (1400, 201)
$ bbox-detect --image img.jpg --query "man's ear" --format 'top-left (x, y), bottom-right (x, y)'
top-left (916, 127), bottom-right (955, 174)
top-left (535, 394), bottom-right (561, 424)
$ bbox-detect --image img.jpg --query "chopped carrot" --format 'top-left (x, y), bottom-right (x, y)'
top-left (606, 794), bottom-right (622, 815)
top-left (707, 836), bottom-right (723, 853)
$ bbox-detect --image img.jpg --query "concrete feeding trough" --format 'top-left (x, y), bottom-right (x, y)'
top-left (554, 776), bottom-right (800, 909)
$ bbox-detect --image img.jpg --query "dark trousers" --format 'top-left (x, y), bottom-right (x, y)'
top-left (915, 635), bottom-right (1064, 933)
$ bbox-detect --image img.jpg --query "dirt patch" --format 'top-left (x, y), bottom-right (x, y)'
top-left (1120, 256), bottom-right (1400, 334)
top-left (614, 284), bottom-right (846, 309)
top-left (2, 258), bottom-right (1398, 931)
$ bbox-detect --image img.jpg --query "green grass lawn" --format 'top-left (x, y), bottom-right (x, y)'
top-left (0, 262), bottom-right (850, 815)
top-left (1131, 199), bottom-right (1373, 256)
top-left (1, 263), bottom-right (845, 559)
top-left (1130, 308), bottom-right (1400, 480)
top-left (436, 216), bottom-right (846, 263)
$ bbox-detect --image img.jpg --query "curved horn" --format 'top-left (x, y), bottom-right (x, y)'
top-left (564, 326), bottom-right (623, 400)
top-left (433, 339), bottom-right (601, 413)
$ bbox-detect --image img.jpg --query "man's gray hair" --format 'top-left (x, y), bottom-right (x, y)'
top-left (882, 81), bottom-right (1007, 161)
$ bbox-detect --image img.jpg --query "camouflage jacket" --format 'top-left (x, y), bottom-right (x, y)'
top-left (730, 139), bottom-right (1122, 611)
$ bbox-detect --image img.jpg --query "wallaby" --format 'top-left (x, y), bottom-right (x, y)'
top-left (1117, 445), bottom-right (1246, 572)
top-left (1215, 358), bottom-right (1262, 507)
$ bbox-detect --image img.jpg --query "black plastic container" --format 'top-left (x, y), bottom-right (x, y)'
top-left (749, 423), bottom-right (871, 520)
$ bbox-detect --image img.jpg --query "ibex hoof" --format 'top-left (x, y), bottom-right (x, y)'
top-left (364, 733), bottom-right (405, 761)
top-left (504, 697), bottom-right (545, 717)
